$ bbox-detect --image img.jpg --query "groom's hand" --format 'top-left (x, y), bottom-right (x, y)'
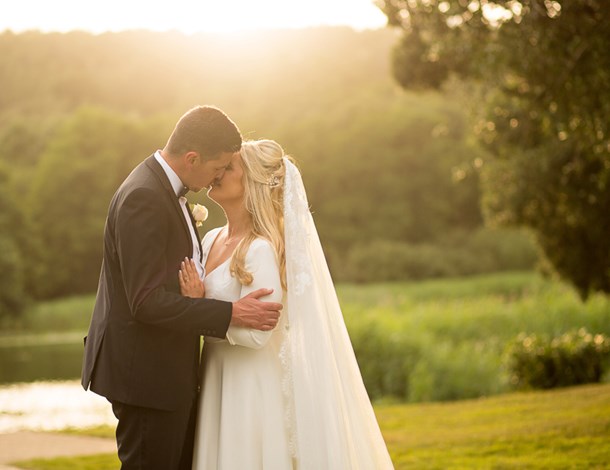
top-left (231, 289), bottom-right (282, 331)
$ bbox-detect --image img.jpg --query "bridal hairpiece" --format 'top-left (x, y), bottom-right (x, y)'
top-left (266, 175), bottom-right (281, 188)
top-left (267, 158), bottom-right (288, 188)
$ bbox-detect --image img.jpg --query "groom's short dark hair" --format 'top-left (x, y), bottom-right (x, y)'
top-left (165, 105), bottom-right (242, 159)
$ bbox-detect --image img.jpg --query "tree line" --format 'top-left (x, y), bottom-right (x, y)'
top-left (0, 27), bottom-right (537, 317)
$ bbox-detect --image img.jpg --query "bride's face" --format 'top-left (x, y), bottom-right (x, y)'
top-left (207, 152), bottom-right (245, 205)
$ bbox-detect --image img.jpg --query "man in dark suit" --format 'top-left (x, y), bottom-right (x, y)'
top-left (81, 106), bottom-right (281, 469)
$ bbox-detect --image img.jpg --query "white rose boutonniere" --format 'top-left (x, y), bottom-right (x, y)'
top-left (191, 204), bottom-right (209, 227)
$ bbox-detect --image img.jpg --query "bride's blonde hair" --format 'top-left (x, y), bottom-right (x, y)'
top-left (230, 139), bottom-right (289, 290)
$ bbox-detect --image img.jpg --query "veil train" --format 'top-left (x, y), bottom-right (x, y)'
top-left (280, 158), bottom-right (394, 469)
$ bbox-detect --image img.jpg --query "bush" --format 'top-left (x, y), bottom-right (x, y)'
top-left (466, 228), bottom-right (539, 273)
top-left (505, 329), bottom-right (610, 390)
top-left (335, 228), bottom-right (538, 283)
top-left (344, 241), bottom-right (455, 283)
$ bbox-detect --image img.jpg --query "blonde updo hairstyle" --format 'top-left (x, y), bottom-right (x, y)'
top-left (230, 139), bottom-right (289, 290)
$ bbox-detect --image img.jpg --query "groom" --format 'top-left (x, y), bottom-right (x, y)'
top-left (81, 106), bottom-right (281, 469)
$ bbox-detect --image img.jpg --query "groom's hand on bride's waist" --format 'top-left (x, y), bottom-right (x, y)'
top-left (231, 289), bottom-right (282, 331)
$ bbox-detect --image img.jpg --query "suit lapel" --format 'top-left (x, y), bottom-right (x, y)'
top-left (184, 204), bottom-right (203, 261)
top-left (144, 156), bottom-right (194, 255)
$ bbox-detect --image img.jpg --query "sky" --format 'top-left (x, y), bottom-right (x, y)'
top-left (0, 0), bottom-right (388, 34)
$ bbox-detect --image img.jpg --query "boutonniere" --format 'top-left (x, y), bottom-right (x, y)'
top-left (191, 203), bottom-right (209, 227)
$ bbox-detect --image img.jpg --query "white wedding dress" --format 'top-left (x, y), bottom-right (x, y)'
top-left (193, 158), bottom-right (393, 470)
top-left (192, 227), bottom-right (293, 470)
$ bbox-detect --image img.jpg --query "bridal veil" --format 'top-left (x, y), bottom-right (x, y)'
top-left (280, 158), bottom-right (394, 469)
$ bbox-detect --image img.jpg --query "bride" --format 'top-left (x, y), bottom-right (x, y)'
top-left (179, 140), bottom-right (394, 469)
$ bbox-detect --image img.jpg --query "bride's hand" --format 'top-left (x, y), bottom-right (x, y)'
top-left (179, 258), bottom-right (205, 298)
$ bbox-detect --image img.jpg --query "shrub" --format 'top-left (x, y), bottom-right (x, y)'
top-left (343, 241), bottom-right (457, 283)
top-left (467, 228), bottom-right (539, 272)
top-left (505, 329), bottom-right (610, 390)
top-left (333, 228), bottom-right (538, 283)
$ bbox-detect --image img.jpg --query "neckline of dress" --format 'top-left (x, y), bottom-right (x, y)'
top-left (203, 227), bottom-right (233, 279)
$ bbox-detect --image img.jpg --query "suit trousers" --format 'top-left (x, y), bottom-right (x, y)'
top-left (111, 394), bottom-right (198, 470)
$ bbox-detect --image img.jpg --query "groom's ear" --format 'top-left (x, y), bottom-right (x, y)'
top-left (184, 151), bottom-right (200, 166)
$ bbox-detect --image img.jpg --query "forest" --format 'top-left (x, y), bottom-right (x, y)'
top-left (0, 27), bottom-right (537, 311)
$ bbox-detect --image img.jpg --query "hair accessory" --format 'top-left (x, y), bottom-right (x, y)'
top-left (267, 175), bottom-right (281, 188)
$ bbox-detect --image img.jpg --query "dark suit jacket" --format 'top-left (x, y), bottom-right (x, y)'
top-left (81, 155), bottom-right (232, 411)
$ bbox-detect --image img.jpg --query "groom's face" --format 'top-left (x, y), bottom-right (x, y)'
top-left (186, 151), bottom-right (234, 192)
top-left (207, 152), bottom-right (245, 205)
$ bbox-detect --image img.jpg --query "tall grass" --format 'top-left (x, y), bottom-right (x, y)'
top-left (3, 271), bottom-right (609, 403)
top-left (0, 295), bottom-right (94, 334)
top-left (340, 272), bottom-right (610, 402)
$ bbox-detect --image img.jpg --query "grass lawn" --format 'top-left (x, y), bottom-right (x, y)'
top-left (379, 383), bottom-right (610, 469)
top-left (14, 383), bottom-right (610, 469)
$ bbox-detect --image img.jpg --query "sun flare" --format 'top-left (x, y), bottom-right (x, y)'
top-left (0, 0), bottom-right (387, 34)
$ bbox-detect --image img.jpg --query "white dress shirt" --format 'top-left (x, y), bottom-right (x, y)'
top-left (154, 150), bottom-right (204, 279)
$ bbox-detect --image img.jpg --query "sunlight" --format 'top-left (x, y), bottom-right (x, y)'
top-left (0, 0), bottom-right (387, 34)
top-left (0, 381), bottom-right (116, 432)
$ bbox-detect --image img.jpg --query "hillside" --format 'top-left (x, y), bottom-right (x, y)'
top-left (0, 28), bottom-right (535, 302)
top-left (0, 27), bottom-right (399, 122)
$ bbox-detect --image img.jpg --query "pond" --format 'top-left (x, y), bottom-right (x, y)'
top-left (0, 333), bottom-right (117, 432)
top-left (0, 380), bottom-right (116, 433)
top-left (0, 334), bottom-right (84, 385)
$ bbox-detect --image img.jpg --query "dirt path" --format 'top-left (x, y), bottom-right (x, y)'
top-left (0, 431), bottom-right (116, 468)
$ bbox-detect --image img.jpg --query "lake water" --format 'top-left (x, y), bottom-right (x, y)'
top-left (0, 380), bottom-right (117, 433)
top-left (0, 335), bottom-right (117, 432)
top-left (0, 337), bottom-right (83, 385)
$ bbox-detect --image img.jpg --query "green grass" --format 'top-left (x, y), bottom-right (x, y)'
top-left (339, 271), bottom-right (610, 401)
top-left (2, 271), bottom-right (547, 335)
top-left (2, 271), bottom-right (610, 401)
top-left (59, 425), bottom-right (115, 439)
top-left (378, 383), bottom-right (610, 469)
top-left (5, 271), bottom-right (609, 341)
top-left (14, 453), bottom-right (119, 470)
top-left (14, 383), bottom-right (610, 469)
top-left (338, 271), bottom-right (610, 339)
top-left (0, 295), bottom-right (94, 334)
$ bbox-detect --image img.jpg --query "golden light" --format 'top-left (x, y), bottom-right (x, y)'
top-left (0, 0), bottom-right (387, 34)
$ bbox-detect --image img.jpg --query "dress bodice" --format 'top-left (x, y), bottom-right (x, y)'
top-left (192, 227), bottom-right (293, 470)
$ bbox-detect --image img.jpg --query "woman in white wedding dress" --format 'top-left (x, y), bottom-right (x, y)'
top-left (179, 140), bottom-right (394, 470)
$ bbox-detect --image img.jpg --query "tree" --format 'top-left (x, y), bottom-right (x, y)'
top-left (378, 0), bottom-right (610, 298)
top-left (27, 107), bottom-right (166, 298)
